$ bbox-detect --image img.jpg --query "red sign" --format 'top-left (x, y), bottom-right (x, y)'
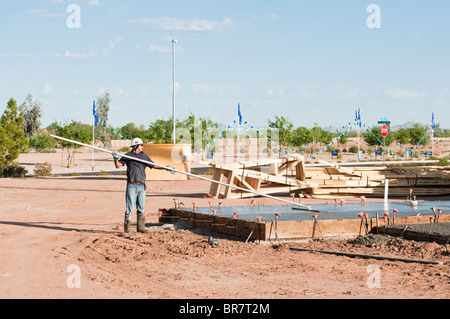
top-left (381, 125), bottom-right (389, 137)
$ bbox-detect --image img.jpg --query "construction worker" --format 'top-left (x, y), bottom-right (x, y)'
top-left (113, 138), bottom-right (174, 233)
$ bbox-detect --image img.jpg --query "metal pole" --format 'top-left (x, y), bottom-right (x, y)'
top-left (92, 112), bottom-right (95, 171)
top-left (92, 100), bottom-right (95, 171)
top-left (50, 134), bottom-right (316, 211)
top-left (431, 128), bottom-right (434, 156)
top-left (172, 39), bottom-right (177, 144)
top-left (357, 125), bottom-right (360, 161)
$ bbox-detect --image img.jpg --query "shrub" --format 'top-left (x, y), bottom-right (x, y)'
top-left (96, 170), bottom-right (111, 176)
top-left (0, 98), bottom-right (29, 172)
top-left (0, 162), bottom-right (28, 177)
top-left (349, 146), bottom-right (358, 153)
top-left (438, 157), bottom-right (449, 166)
top-left (67, 172), bottom-right (81, 176)
top-left (34, 162), bottom-right (52, 177)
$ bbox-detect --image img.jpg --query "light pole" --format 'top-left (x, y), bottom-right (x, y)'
top-left (172, 39), bottom-right (177, 144)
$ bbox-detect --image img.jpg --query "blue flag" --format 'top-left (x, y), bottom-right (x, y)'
top-left (358, 108), bottom-right (361, 127)
top-left (238, 103), bottom-right (242, 125)
top-left (93, 100), bottom-right (98, 127)
top-left (431, 112), bottom-right (435, 129)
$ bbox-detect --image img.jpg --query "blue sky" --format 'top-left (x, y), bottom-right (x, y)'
top-left (1, 0), bottom-right (449, 130)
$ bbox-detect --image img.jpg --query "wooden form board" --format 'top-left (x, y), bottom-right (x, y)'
top-left (159, 208), bottom-right (269, 240)
top-left (158, 208), bottom-right (450, 241)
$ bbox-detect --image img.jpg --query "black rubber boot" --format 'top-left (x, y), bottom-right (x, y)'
top-left (137, 213), bottom-right (149, 233)
top-left (124, 215), bottom-right (131, 233)
top-left (124, 220), bottom-right (131, 233)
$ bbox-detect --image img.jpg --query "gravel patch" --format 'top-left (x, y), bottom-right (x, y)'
top-left (349, 234), bottom-right (392, 246)
top-left (388, 222), bottom-right (450, 237)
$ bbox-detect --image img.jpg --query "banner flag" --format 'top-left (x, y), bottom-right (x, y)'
top-left (238, 103), bottom-right (242, 125)
top-left (93, 100), bottom-right (98, 127)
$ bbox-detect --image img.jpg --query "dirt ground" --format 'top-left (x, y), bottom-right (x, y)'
top-left (0, 169), bottom-right (449, 300)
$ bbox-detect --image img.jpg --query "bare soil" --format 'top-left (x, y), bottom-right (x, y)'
top-left (1, 172), bottom-right (449, 300)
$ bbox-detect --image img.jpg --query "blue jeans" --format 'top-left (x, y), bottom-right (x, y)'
top-left (125, 183), bottom-right (146, 221)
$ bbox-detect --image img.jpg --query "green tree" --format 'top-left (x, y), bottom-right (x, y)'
top-left (308, 124), bottom-right (332, 153)
top-left (118, 123), bottom-right (151, 142)
top-left (120, 123), bottom-right (141, 140)
top-left (333, 131), bottom-right (348, 147)
top-left (289, 126), bottom-right (312, 147)
top-left (364, 126), bottom-right (394, 146)
top-left (312, 125), bottom-right (332, 145)
top-left (147, 118), bottom-right (174, 144)
top-left (0, 98), bottom-right (29, 174)
top-left (268, 116), bottom-right (293, 147)
top-left (409, 124), bottom-right (429, 146)
top-left (433, 123), bottom-right (450, 137)
top-left (96, 92), bottom-right (112, 147)
top-left (29, 132), bottom-right (57, 151)
top-left (19, 94), bottom-right (43, 139)
top-left (48, 121), bottom-right (92, 167)
top-left (179, 114), bottom-right (219, 151)
top-left (394, 128), bottom-right (410, 145)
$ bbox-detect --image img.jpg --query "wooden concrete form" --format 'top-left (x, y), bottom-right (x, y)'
top-left (208, 156), bottom-right (314, 199)
top-left (159, 208), bottom-right (268, 240)
top-left (159, 208), bottom-right (450, 242)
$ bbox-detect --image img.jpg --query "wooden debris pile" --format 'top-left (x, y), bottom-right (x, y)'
top-left (207, 157), bottom-right (450, 199)
top-left (208, 156), bottom-right (314, 199)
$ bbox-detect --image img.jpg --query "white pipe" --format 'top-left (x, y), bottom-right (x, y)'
top-left (172, 39), bottom-right (177, 144)
top-left (91, 112), bottom-right (95, 171)
top-left (50, 134), bottom-right (314, 211)
top-left (384, 178), bottom-right (389, 203)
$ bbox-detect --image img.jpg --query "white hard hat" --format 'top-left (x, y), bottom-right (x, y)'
top-left (131, 138), bottom-right (144, 148)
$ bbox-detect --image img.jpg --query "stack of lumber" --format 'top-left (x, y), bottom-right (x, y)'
top-left (307, 160), bottom-right (450, 198)
top-left (207, 157), bottom-right (450, 199)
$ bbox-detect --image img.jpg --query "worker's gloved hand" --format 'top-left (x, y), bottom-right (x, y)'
top-left (112, 152), bottom-right (120, 161)
top-left (166, 165), bottom-right (176, 175)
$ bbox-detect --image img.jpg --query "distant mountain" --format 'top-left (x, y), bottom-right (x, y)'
top-left (323, 125), bottom-right (342, 132)
top-left (390, 121), bottom-right (427, 131)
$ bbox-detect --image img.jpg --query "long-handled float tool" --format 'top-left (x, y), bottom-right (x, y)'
top-left (51, 134), bottom-right (324, 212)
